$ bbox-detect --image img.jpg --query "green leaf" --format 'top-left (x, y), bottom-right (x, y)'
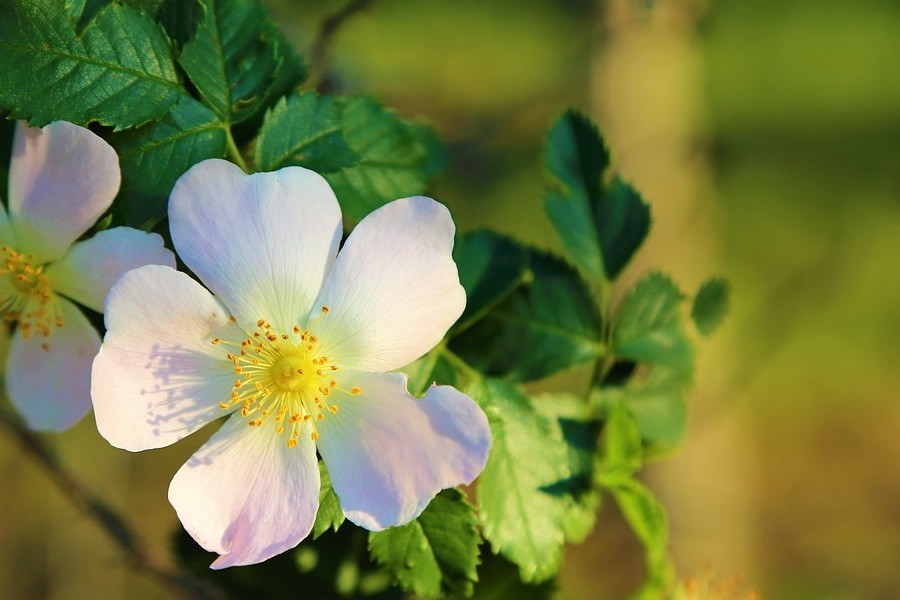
top-left (613, 271), bottom-right (693, 370)
top-left (476, 380), bottom-right (585, 582)
top-left (178, 0), bottom-right (306, 125)
top-left (451, 250), bottom-right (604, 382)
top-left (597, 401), bottom-right (642, 481)
top-left (452, 231), bottom-right (529, 333)
top-left (400, 351), bottom-right (457, 397)
top-left (691, 277), bottom-right (730, 336)
top-left (323, 96), bottom-right (429, 222)
top-left (603, 477), bottom-right (674, 598)
top-left (534, 393), bottom-right (601, 543)
top-left (0, 0), bottom-right (181, 129)
top-left (544, 110), bottom-right (651, 281)
top-left (312, 461), bottom-right (344, 540)
top-left (109, 94), bottom-right (227, 228)
top-left (253, 91), bottom-right (359, 173)
top-left (596, 364), bottom-right (692, 455)
top-left (368, 489), bottom-right (480, 599)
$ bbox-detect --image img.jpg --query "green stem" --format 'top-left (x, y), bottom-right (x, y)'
top-left (439, 347), bottom-right (483, 383)
top-left (224, 126), bottom-right (248, 172)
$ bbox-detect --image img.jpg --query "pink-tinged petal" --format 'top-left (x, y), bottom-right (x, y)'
top-left (316, 372), bottom-right (490, 530)
top-left (8, 121), bottom-right (120, 262)
top-left (169, 414), bottom-right (320, 569)
top-left (314, 197), bottom-right (466, 373)
top-left (92, 265), bottom-right (243, 451)
top-left (46, 227), bottom-right (175, 312)
top-left (6, 297), bottom-right (99, 431)
top-left (169, 159), bottom-right (342, 333)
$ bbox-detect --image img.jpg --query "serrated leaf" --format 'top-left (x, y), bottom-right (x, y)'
top-left (253, 91), bottom-right (359, 173)
top-left (691, 277), bottom-right (730, 336)
top-left (0, 0), bottom-right (181, 129)
top-left (109, 94), bottom-right (227, 228)
top-left (544, 110), bottom-right (651, 281)
top-left (613, 271), bottom-right (693, 370)
top-left (596, 364), bottom-right (692, 454)
top-left (451, 250), bottom-right (604, 382)
top-left (179, 0), bottom-right (305, 125)
top-left (323, 96), bottom-right (429, 222)
top-left (534, 393), bottom-right (601, 543)
top-left (368, 489), bottom-right (480, 599)
top-left (452, 230), bottom-right (529, 333)
top-left (312, 461), bottom-right (344, 539)
top-left (476, 380), bottom-right (584, 582)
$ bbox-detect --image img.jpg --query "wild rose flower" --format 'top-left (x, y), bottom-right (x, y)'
top-left (91, 159), bottom-right (491, 568)
top-left (1, 121), bottom-right (174, 430)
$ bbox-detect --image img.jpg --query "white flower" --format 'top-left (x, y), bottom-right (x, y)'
top-left (91, 159), bottom-right (491, 568)
top-left (1, 121), bottom-right (174, 431)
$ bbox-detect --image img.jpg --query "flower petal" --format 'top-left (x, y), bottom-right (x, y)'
top-left (169, 414), bottom-right (320, 569)
top-left (314, 196), bottom-right (466, 373)
top-left (6, 297), bottom-right (99, 431)
top-left (169, 159), bottom-right (342, 333)
top-left (316, 372), bottom-right (490, 530)
top-left (92, 265), bottom-right (243, 451)
top-left (8, 121), bottom-right (121, 262)
top-left (46, 227), bottom-right (175, 312)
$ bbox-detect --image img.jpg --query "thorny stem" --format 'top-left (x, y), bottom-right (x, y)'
top-left (310, 0), bottom-right (378, 90)
top-left (0, 406), bottom-right (223, 600)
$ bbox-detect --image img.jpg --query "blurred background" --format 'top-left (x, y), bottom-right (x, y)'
top-left (1, 0), bottom-right (899, 598)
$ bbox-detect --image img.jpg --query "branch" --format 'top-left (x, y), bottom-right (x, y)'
top-left (309, 0), bottom-right (378, 90)
top-left (0, 406), bottom-right (223, 600)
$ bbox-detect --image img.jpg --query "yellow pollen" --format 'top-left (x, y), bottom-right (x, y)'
top-left (212, 318), bottom-right (346, 449)
top-left (0, 246), bottom-right (62, 339)
top-left (351, 387), bottom-right (362, 395)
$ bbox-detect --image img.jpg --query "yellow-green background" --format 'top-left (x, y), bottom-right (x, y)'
top-left (1, 0), bottom-right (898, 598)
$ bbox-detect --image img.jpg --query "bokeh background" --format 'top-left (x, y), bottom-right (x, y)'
top-left (1, 0), bottom-right (899, 598)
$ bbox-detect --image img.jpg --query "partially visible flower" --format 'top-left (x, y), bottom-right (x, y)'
top-left (675, 568), bottom-right (762, 600)
top-left (1, 122), bottom-right (175, 430)
top-left (92, 159), bottom-right (491, 568)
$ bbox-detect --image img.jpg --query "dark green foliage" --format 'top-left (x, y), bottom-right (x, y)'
top-left (323, 96), bottom-right (431, 222)
top-left (178, 0), bottom-right (305, 125)
top-left (691, 277), bottom-right (731, 336)
top-left (254, 91), bottom-right (359, 174)
top-left (451, 250), bottom-right (604, 382)
top-left (368, 489), bottom-right (481, 598)
top-left (109, 95), bottom-right (227, 227)
top-left (544, 109), bottom-right (651, 280)
top-left (452, 230), bottom-right (529, 333)
top-left (0, 0), bottom-right (182, 129)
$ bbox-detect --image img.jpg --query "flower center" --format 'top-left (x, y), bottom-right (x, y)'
top-left (211, 307), bottom-right (361, 449)
top-left (0, 245), bottom-right (63, 347)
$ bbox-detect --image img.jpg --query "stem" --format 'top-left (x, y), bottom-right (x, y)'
top-left (310, 0), bottom-right (378, 89)
top-left (224, 126), bottom-right (248, 172)
top-left (439, 347), bottom-right (483, 384)
top-left (0, 407), bottom-right (223, 600)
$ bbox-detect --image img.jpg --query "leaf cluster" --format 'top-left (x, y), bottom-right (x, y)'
top-left (0, 0), bottom-right (437, 229)
top-left (1, 1), bottom-right (731, 597)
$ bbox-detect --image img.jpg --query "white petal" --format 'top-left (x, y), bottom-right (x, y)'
top-left (46, 227), bottom-right (175, 312)
top-left (169, 159), bottom-right (342, 333)
top-left (92, 265), bottom-right (243, 451)
top-left (169, 414), bottom-right (320, 569)
top-left (314, 197), bottom-right (466, 373)
top-left (9, 121), bottom-right (120, 262)
top-left (6, 297), bottom-right (99, 431)
top-left (316, 372), bottom-right (490, 530)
